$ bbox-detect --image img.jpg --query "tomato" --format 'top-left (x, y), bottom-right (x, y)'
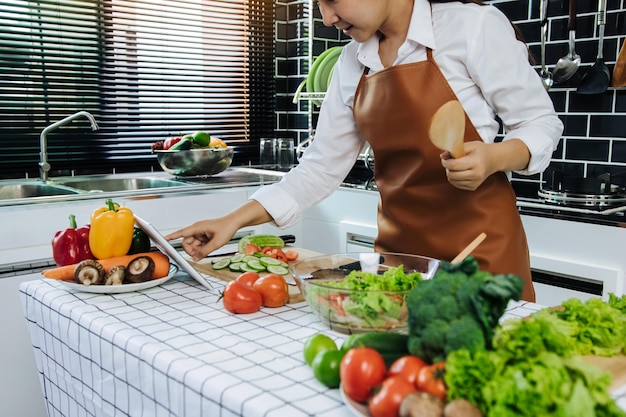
top-left (340, 347), bottom-right (387, 403)
top-left (368, 375), bottom-right (417, 417)
top-left (245, 243), bottom-right (260, 255)
top-left (416, 362), bottom-right (447, 401)
top-left (221, 280), bottom-right (262, 314)
top-left (235, 271), bottom-right (260, 287)
top-left (262, 247), bottom-right (288, 262)
top-left (163, 136), bottom-right (182, 150)
top-left (311, 349), bottom-right (344, 388)
top-left (388, 355), bottom-right (428, 385)
top-left (303, 333), bottom-right (338, 366)
top-left (285, 249), bottom-right (299, 261)
top-left (252, 274), bottom-right (289, 307)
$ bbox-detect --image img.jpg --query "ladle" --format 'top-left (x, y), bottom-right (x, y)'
top-left (552, 0), bottom-right (580, 84)
top-left (577, 0), bottom-right (611, 94)
top-left (451, 233), bottom-right (487, 264)
top-left (539, 0), bottom-right (553, 90)
top-left (428, 100), bottom-right (465, 158)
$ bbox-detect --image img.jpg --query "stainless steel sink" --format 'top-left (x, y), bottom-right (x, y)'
top-left (55, 177), bottom-right (187, 192)
top-left (0, 183), bottom-right (81, 199)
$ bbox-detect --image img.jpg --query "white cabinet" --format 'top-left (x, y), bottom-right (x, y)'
top-left (300, 187), bottom-right (379, 253)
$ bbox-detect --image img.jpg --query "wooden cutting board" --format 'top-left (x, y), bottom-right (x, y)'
top-left (582, 354), bottom-right (626, 393)
top-left (188, 246), bottom-right (323, 304)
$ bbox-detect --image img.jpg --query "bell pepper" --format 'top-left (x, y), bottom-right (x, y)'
top-left (51, 214), bottom-right (94, 266)
top-left (89, 199), bottom-right (135, 259)
top-left (127, 226), bottom-right (151, 255)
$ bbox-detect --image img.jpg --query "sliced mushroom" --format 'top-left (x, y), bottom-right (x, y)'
top-left (105, 265), bottom-right (126, 286)
top-left (74, 259), bottom-right (105, 286)
top-left (124, 256), bottom-right (155, 283)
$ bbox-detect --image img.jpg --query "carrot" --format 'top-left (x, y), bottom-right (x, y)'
top-left (42, 251), bottom-right (171, 281)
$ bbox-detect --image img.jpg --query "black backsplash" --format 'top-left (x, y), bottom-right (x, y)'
top-left (275, 0), bottom-right (626, 200)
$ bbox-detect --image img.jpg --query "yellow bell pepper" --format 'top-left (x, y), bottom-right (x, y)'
top-left (89, 199), bottom-right (135, 259)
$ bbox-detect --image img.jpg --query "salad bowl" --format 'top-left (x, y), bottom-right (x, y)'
top-left (290, 252), bottom-right (440, 334)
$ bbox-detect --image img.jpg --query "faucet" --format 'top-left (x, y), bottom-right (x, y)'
top-left (39, 111), bottom-right (100, 182)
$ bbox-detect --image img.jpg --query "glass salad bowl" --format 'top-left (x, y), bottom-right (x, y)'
top-left (290, 252), bottom-right (440, 334)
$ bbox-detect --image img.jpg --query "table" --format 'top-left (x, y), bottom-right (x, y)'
top-left (18, 271), bottom-right (617, 417)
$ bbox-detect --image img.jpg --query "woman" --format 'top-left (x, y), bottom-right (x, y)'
top-left (166, 0), bottom-right (563, 302)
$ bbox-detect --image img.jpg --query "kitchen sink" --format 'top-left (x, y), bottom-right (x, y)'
top-left (54, 176), bottom-right (188, 192)
top-left (0, 183), bottom-right (81, 199)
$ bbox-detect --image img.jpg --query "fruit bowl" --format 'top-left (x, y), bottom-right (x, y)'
top-left (290, 252), bottom-right (440, 334)
top-left (155, 147), bottom-right (234, 177)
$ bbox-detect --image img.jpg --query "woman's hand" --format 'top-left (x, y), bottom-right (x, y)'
top-left (164, 200), bottom-right (274, 261)
top-left (165, 218), bottom-right (239, 262)
top-left (440, 139), bottom-right (530, 191)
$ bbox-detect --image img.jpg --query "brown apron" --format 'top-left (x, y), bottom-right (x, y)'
top-left (353, 49), bottom-right (535, 301)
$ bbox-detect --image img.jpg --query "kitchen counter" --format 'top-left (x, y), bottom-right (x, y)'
top-left (20, 269), bottom-right (620, 417)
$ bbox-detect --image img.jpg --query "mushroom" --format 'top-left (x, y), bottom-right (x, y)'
top-left (399, 392), bottom-right (445, 417)
top-left (74, 259), bottom-right (105, 286)
top-left (443, 399), bottom-right (483, 417)
top-left (104, 265), bottom-right (126, 286)
top-left (124, 256), bottom-right (155, 283)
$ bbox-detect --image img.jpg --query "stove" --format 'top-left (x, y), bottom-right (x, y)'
top-left (538, 170), bottom-right (626, 209)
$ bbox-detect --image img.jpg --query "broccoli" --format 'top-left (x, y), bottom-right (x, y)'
top-left (407, 256), bottom-right (523, 363)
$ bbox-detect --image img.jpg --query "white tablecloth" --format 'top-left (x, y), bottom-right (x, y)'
top-left (19, 271), bottom-right (591, 417)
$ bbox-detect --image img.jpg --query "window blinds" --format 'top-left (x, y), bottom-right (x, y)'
top-left (0, 0), bottom-right (275, 179)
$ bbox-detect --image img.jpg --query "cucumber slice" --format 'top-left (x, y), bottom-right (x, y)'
top-left (259, 256), bottom-right (283, 266)
top-left (243, 255), bottom-right (259, 264)
top-left (211, 256), bottom-right (229, 264)
top-left (239, 263), bottom-right (258, 272)
top-left (228, 262), bottom-right (243, 272)
top-left (266, 265), bottom-right (289, 275)
top-left (212, 258), bottom-right (231, 270)
top-left (230, 253), bottom-right (246, 263)
top-left (246, 259), bottom-right (266, 271)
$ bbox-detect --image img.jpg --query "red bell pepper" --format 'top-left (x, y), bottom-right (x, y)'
top-left (51, 214), bottom-right (94, 266)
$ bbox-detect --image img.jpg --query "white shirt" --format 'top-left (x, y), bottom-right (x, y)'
top-left (252, 0), bottom-right (564, 228)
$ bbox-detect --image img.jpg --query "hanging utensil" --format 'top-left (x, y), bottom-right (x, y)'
top-left (552, 0), bottom-right (581, 83)
top-left (428, 100), bottom-right (466, 158)
top-left (539, 0), bottom-right (553, 90)
top-left (577, 0), bottom-right (611, 94)
top-left (612, 38), bottom-right (626, 87)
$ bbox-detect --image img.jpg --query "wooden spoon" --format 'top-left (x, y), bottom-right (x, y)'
top-left (428, 100), bottom-right (466, 158)
top-left (451, 232), bottom-right (487, 264)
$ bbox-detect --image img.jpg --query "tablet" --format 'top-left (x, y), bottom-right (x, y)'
top-left (134, 215), bottom-right (216, 291)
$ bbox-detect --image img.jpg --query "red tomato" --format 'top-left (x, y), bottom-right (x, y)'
top-left (416, 362), bottom-right (447, 401)
top-left (388, 355), bottom-right (428, 385)
top-left (163, 136), bottom-right (182, 150)
top-left (340, 347), bottom-right (387, 403)
top-left (263, 247), bottom-right (288, 262)
top-left (285, 249), bottom-right (299, 261)
top-left (368, 376), bottom-right (417, 417)
top-left (245, 243), bottom-right (260, 255)
top-left (252, 274), bottom-right (289, 307)
top-left (221, 280), bottom-right (262, 314)
top-left (235, 271), bottom-right (260, 287)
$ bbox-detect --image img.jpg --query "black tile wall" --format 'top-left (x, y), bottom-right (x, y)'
top-left (275, 0), bottom-right (626, 199)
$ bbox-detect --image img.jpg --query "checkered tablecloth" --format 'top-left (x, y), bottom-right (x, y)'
top-left (20, 272), bottom-right (620, 417)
